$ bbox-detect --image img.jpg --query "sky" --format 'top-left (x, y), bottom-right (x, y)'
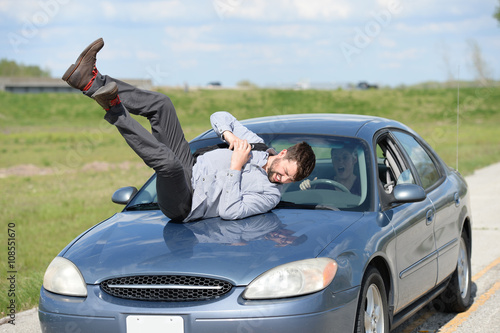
top-left (1, 0), bottom-right (499, 88)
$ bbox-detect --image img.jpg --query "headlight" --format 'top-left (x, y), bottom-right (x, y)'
top-left (43, 257), bottom-right (87, 297)
top-left (243, 258), bottom-right (337, 300)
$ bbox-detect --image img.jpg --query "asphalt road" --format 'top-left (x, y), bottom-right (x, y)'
top-left (2, 163), bottom-right (499, 333)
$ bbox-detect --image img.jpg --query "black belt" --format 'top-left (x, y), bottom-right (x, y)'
top-left (193, 142), bottom-right (269, 161)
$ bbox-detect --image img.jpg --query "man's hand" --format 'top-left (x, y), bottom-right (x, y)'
top-left (223, 131), bottom-right (251, 170)
top-left (299, 177), bottom-right (317, 190)
top-left (223, 131), bottom-right (238, 149)
top-left (230, 139), bottom-right (251, 171)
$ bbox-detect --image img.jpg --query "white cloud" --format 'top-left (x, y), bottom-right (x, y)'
top-left (173, 41), bottom-right (224, 53)
top-left (293, 0), bottom-right (351, 20)
top-left (162, 25), bottom-right (225, 53)
top-left (125, 0), bottom-right (193, 22)
top-left (0, 0), bottom-right (38, 22)
top-left (0, 0), bottom-right (11, 12)
top-left (242, 44), bottom-right (286, 65)
top-left (381, 62), bottom-right (401, 69)
top-left (393, 0), bottom-right (496, 19)
top-left (381, 48), bottom-right (421, 60)
top-left (224, 0), bottom-right (353, 21)
top-left (261, 24), bottom-right (321, 40)
top-left (101, 1), bottom-right (118, 19)
top-left (136, 50), bottom-right (161, 61)
top-left (163, 25), bottom-right (218, 45)
top-left (177, 58), bottom-right (198, 69)
top-left (393, 14), bottom-right (495, 37)
top-left (395, 21), bottom-right (460, 34)
top-left (379, 36), bottom-right (397, 48)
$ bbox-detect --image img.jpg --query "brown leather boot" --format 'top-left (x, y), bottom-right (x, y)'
top-left (62, 38), bottom-right (104, 91)
top-left (91, 82), bottom-right (120, 110)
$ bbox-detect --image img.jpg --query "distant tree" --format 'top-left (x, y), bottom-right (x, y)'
top-left (237, 80), bottom-right (258, 89)
top-left (467, 40), bottom-right (493, 85)
top-left (0, 58), bottom-right (51, 77)
top-left (495, 0), bottom-right (500, 24)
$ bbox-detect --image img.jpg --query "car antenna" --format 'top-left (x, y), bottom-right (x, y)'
top-left (456, 65), bottom-right (460, 171)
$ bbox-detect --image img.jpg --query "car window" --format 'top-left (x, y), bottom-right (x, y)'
top-left (393, 132), bottom-right (441, 190)
top-left (132, 175), bottom-right (157, 204)
top-left (376, 134), bottom-right (416, 195)
top-left (275, 135), bottom-right (372, 212)
top-left (128, 134), bottom-right (372, 212)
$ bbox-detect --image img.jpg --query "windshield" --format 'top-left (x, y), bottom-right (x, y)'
top-left (126, 134), bottom-right (372, 213)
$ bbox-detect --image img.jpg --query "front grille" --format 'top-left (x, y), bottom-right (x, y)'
top-left (101, 275), bottom-right (233, 302)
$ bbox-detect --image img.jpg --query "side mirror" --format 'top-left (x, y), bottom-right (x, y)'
top-left (391, 184), bottom-right (426, 204)
top-left (112, 186), bottom-right (138, 205)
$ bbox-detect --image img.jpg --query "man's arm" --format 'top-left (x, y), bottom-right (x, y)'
top-left (211, 111), bottom-right (262, 171)
top-left (218, 169), bottom-right (281, 220)
top-left (210, 111), bottom-right (264, 144)
top-left (211, 111), bottom-right (278, 220)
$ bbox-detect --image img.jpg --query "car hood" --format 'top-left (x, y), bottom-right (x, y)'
top-left (63, 209), bottom-right (363, 285)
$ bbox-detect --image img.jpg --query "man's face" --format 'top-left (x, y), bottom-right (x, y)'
top-left (267, 157), bottom-right (298, 184)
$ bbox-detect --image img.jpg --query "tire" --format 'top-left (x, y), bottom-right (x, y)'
top-left (437, 230), bottom-right (472, 312)
top-left (354, 266), bottom-right (389, 333)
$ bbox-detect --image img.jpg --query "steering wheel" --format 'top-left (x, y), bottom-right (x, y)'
top-left (309, 179), bottom-right (350, 193)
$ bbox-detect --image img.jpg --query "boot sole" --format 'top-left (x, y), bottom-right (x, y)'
top-left (91, 82), bottom-right (118, 99)
top-left (62, 38), bottom-right (104, 81)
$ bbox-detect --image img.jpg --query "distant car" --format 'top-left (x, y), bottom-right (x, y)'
top-left (207, 81), bottom-right (222, 87)
top-left (39, 114), bottom-right (472, 333)
top-left (358, 81), bottom-right (379, 89)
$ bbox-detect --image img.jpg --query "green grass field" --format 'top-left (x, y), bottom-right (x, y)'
top-left (1, 85), bottom-right (499, 315)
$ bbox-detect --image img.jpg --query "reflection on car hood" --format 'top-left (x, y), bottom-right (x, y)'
top-left (63, 210), bottom-right (363, 285)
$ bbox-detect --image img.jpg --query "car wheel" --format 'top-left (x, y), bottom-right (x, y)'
top-left (354, 266), bottom-right (389, 333)
top-left (437, 230), bottom-right (472, 312)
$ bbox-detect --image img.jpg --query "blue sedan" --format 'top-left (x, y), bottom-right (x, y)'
top-left (39, 114), bottom-right (473, 333)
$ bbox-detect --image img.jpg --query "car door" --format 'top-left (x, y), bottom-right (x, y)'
top-left (376, 132), bottom-right (438, 312)
top-left (392, 131), bottom-right (460, 284)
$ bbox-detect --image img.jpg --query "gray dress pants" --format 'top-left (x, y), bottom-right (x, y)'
top-left (85, 74), bottom-right (194, 221)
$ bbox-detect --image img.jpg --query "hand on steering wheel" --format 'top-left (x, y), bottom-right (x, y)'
top-left (303, 178), bottom-right (350, 192)
top-left (299, 177), bottom-right (316, 190)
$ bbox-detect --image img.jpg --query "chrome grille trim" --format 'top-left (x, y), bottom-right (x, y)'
top-left (101, 275), bottom-right (233, 302)
top-left (107, 284), bottom-right (224, 290)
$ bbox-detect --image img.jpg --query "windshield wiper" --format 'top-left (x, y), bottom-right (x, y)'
top-left (314, 205), bottom-right (339, 211)
top-left (125, 202), bottom-right (159, 211)
top-left (276, 201), bottom-right (339, 211)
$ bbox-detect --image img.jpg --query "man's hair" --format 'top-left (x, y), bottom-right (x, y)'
top-left (284, 142), bottom-right (316, 182)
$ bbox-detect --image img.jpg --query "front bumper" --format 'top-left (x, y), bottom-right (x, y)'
top-left (39, 284), bottom-right (359, 333)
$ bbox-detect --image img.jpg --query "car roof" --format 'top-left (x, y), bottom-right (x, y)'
top-left (193, 113), bottom-right (401, 141)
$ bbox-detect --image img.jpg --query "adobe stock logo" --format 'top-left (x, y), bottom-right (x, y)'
top-left (8, 0), bottom-right (71, 53)
top-left (339, 1), bottom-right (403, 63)
top-left (212, 0), bottom-right (246, 20)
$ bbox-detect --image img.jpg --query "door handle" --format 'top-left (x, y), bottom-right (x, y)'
top-left (426, 209), bottom-right (434, 225)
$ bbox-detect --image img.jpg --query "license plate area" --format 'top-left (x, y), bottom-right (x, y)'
top-left (126, 315), bottom-right (184, 333)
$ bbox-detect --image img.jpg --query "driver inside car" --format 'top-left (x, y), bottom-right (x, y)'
top-left (300, 145), bottom-right (361, 196)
